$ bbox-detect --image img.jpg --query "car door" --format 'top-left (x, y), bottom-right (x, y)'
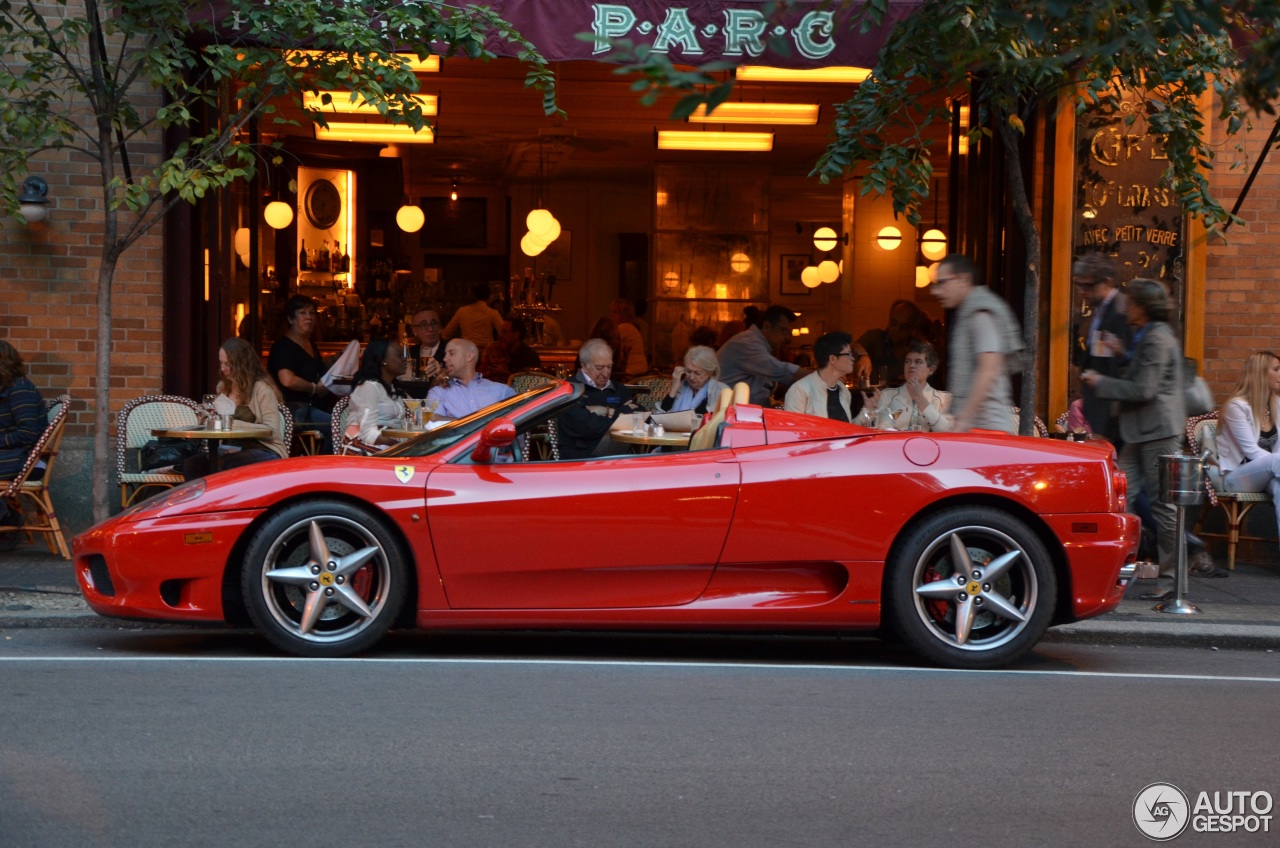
top-left (426, 450), bottom-right (740, 609)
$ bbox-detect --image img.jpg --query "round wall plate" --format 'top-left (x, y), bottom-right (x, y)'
top-left (304, 179), bottom-right (342, 229)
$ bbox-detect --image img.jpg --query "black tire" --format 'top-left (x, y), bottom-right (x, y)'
top-left (885, 506), bottom-right (1057, 669)
top-left (240, 499), bottom-right (407, 657)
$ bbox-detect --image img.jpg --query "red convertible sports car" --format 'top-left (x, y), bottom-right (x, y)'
top-left (75, 381), bottom-right (1138, 669)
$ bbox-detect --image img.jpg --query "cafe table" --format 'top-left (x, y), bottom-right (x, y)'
top-left (150, 422), bottom-right (274, 473)
top-left (381, 417), bottom-right (456, 440)
top-left (611, 429), bottom-right (691, 453)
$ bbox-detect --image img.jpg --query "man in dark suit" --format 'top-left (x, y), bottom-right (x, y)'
top-left (558, 339), bottom-right (639, 459)
top-left (409, 309), bottom-right (446, 382)
top-left (1072, 254), bottom-right (1131, 442)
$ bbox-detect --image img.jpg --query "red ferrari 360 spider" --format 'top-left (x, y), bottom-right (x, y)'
top-left (74, 381), bottom-right (1138, 669)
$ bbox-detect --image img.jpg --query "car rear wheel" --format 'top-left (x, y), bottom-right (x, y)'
top-left (241, 500), bottom-right (406, 657)
top-left (885, 506), bottom-right (1056, 669)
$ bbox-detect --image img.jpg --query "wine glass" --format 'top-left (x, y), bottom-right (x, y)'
top-left (887, 408), bottom-right (906, 430)
top-left (404, 398), bottom-right (422, 429)
top-left (201, 394), bottom-right (217, 423)
top-left (422, 396), bottom-right (441, 423)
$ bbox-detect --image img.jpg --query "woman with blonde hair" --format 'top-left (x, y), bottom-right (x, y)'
top-left (660, 345), bottom-right (728, 415)
top-left (184, 337), bottom-right (288, 479)
top-left (1218, 350), bottom-right (1280, 546)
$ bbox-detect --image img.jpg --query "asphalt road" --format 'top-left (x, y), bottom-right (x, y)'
top-left (2, 630), bottom-right (1278, 848)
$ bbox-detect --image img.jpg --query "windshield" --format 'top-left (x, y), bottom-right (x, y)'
top-left (379, 384), bottom-right (556, 458)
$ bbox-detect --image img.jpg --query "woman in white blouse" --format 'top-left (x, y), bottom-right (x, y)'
top-left (1217, 351), bottom-right (1280, 542)
top-left (855, 339), bottom-right (953, 431)
top-left (348, 340), bottom-right (408, 447)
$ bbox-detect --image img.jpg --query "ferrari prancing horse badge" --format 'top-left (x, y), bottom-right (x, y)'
top-left (394, 466), bottom-right (415, 483)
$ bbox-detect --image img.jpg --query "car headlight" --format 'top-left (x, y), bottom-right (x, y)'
top-left (122, 479), bottom-right (206, 520)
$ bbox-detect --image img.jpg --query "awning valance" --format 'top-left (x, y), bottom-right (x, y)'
top-left (193, 1), bottom-right (920, 69)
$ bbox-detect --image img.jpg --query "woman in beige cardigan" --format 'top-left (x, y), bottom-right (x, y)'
top-left (855, 339), bottom-right (953, 431)
top-left (784, 331), bottom-right (855, 421)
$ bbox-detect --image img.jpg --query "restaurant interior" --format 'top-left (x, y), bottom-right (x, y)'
top-left (166, 53), bottom-right (964, 393)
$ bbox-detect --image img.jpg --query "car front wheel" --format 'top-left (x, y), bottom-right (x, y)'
top-left (241, 500), bottom-right (406, 657)
top-left (886, 506), bottom-right (1056, 669)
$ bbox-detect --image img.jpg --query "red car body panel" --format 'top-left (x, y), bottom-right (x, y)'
top-left (73, 385), bottom-right (1139, 641)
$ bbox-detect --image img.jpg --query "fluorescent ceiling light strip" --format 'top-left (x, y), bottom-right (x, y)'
top-left (314, 123), bottom-right (435, 143)
top-left (287, 51), bottom-right (440, 72)
top-left (688, 102), bottom-right (819, 125)
top-left (303, 91), bottom-right (437, 115)
top-left (657, 131), bottom-right (773, 152)
top-left (736, 66), bottom-right (871, 84)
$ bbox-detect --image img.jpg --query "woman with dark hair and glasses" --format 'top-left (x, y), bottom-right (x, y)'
top-left (784, 331), bottom-right (856, 421)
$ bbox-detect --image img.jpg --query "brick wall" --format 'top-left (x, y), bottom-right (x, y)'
top-left (0, 6), bottom-right (166, 440)
top-left (1203, 112), bottom-right (1280, 402)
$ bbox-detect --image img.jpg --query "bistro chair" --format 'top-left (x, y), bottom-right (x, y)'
top-left (1, 395), bottom-right (72, 559)
top-left (689, 384), bottom-right (742, 452)
top-left (1010, 407), bottom-right (1050, 438)
top-left (331, 395), bottom-right (353, 453)
top-left (1185, 411), bottom-right (1276, 570)
top-left (633, 374), bottom-right (673, 412)
top-left (508, 370), bottom-right (556, 395)
top-left (275, 403), bottom-right (295, 455)
top-left (117, 394), bottom-right (203, 508)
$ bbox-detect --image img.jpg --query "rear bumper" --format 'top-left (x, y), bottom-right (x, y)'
top-left (73, 510), bottom-right (262, 623)
top-left (1041, 512), bottom-right (1140, 620)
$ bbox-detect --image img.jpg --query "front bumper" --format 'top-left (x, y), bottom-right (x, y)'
top-left (74, 509), bottom-right (264, 623)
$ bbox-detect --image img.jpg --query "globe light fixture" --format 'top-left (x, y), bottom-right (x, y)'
top-left (729, 252), bottom-right (751, 273)
top-left (876, 226), bottom-right (902, 250)
top-left (817, 259), bottom-right (840, 283)
top-left (263, 201), bottom-right (294, 229)
top-left (812, 227), bottom-right (842, 252)
top-left (920, 228), bottom-right (948, 261)
top-left (396, 203), bottom-right (425, 233)
top-left (18, 176), bottom-right (50, 224)
top-left (801, 265), bottom-right (822, 288)
top-left (520, 231), bottom-right (548, 256)
top-left (527, 208), bottom-right (555, 234)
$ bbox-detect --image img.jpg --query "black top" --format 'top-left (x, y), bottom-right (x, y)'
top-left (268, 336), bottom-right (326, 405)
top-left (1260, 424), bottom-right (1278, 454)
top-left (510, 343), bottom-right (543, 374)
top-left (412, 342), bottom-right (447, 366)
top-left (826, 383), bottom-right (850, 423)
top-left (558, 376), bottom-right (636, 460)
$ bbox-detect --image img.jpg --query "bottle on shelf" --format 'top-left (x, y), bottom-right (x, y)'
top-left (340, 243), bottom-right (350, 273)
top-left (299, 240), bottom-right (309, 271)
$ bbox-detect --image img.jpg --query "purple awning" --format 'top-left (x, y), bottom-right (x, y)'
top-left (192, 1), bottom-right (920, 69)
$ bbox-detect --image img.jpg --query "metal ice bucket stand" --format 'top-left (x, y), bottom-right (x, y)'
top-left (1156, 453), bottom-right (1204, 615)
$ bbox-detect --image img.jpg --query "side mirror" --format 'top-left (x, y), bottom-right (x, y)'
top-left (471, 417), bottom-right (517, 463)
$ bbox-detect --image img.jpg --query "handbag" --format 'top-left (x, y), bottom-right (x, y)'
top-left (139, 438), bottom-right (203, 471)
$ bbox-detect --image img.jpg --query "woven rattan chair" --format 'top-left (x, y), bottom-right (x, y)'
top-left (1, 395), bottom-right (72, 558)
top-left (1186, 411), bottom-right (1275, 570)
top-left (508, 370), bottom-right (556, 395)
top-left (117, 395), bottom-right (203, 508)
top-left (633, 374), bottom-right (673, 412)
top-left (330, 395), bottom-right (352, 452)
top-left (1009, 407), bottom-right (1050, 438)
top-left (275, 403), bottom-right (294, 454)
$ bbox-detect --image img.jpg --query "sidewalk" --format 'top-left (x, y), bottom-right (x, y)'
top-left (4, 547), bottom-right (1280, 648)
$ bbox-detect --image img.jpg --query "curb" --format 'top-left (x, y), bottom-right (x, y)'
top-left (1045, 620), bottom-right (1280, 650)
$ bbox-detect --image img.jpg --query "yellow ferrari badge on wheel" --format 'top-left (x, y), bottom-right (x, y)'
top-left (394, 465), bottom-right (415, 484)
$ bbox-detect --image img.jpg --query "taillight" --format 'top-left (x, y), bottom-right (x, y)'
top-left (1111, 465), bottom-right (1127, 511)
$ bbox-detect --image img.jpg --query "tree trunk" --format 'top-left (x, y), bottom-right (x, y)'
top-left (998, 114), bottom-right (1041, 437)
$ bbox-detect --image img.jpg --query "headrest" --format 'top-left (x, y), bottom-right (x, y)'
top-left (732, 382), bottom-right (750, 406)
top-left (714, 386), bottom-right (734, 414)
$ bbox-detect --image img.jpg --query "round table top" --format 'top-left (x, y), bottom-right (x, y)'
top-left (611, 429), bottom-right (691, 448)
top-left (382, 419), bottom-right (455, 440)
top-left (152, 424), bottom-right (274, 440)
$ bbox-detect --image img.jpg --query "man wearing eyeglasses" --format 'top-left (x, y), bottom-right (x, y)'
top-left (558, 339), bottom-right (640, 459)
top-left (930, 254), bottom-right (1024, 433)
top-left (409, 309), bottom-right (446, 382)
top-left (1071, 254), bottom-right (1130, 443)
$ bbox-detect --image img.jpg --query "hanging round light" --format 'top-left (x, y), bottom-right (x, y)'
top-left (537, 216), bottom-right (562, 243)
top-left (233, 228), bottom-right (251, 256)
top-left (729, 252), bottom-right (751, 273)
top-left (920, 228), bottom-right (948, 261)
top-left (520, 231), bottom-right (548, 256)
top-left (396, 204), bottom-right (425, 233)
top-left (915, 265), bottom-right (931, 288)
top-left (817, 259), bottom-right (840, 283)
top-left (263, 201), bottom-right (294, 230)
top-left (812, 227), bottom-right (839, 252)
top-left (527, 208), bottom-right (556, 234)
top-left (801, 265), bottom-right (822, 288)
top-left (876, 226), bottom-right (902, 250)
top-left (662, 271), bottom-right (680, 290)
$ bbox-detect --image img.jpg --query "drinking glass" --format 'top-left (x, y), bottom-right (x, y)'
top-left (422, 397), bottom-right (441, 423)
top-left (887, 408), bottom-right (906, 430)
top-left (201, 394), bottom-right (217, 424)
top-left (631, 411), bottom-right (645, 435)
top-left (404, 398), bottom-right (422, 430)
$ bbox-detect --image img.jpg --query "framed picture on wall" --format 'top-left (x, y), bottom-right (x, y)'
top-left (779, 254), bottom-right (812, 296)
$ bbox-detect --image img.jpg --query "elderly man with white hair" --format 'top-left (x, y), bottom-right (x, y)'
top-left (426, 338), bottom-right (515, 419)
top-left (558, 338), bottom-right (641, 459)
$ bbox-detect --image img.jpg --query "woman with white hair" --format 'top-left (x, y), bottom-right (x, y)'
top-left (659, 345), bottom-right (728, 415)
